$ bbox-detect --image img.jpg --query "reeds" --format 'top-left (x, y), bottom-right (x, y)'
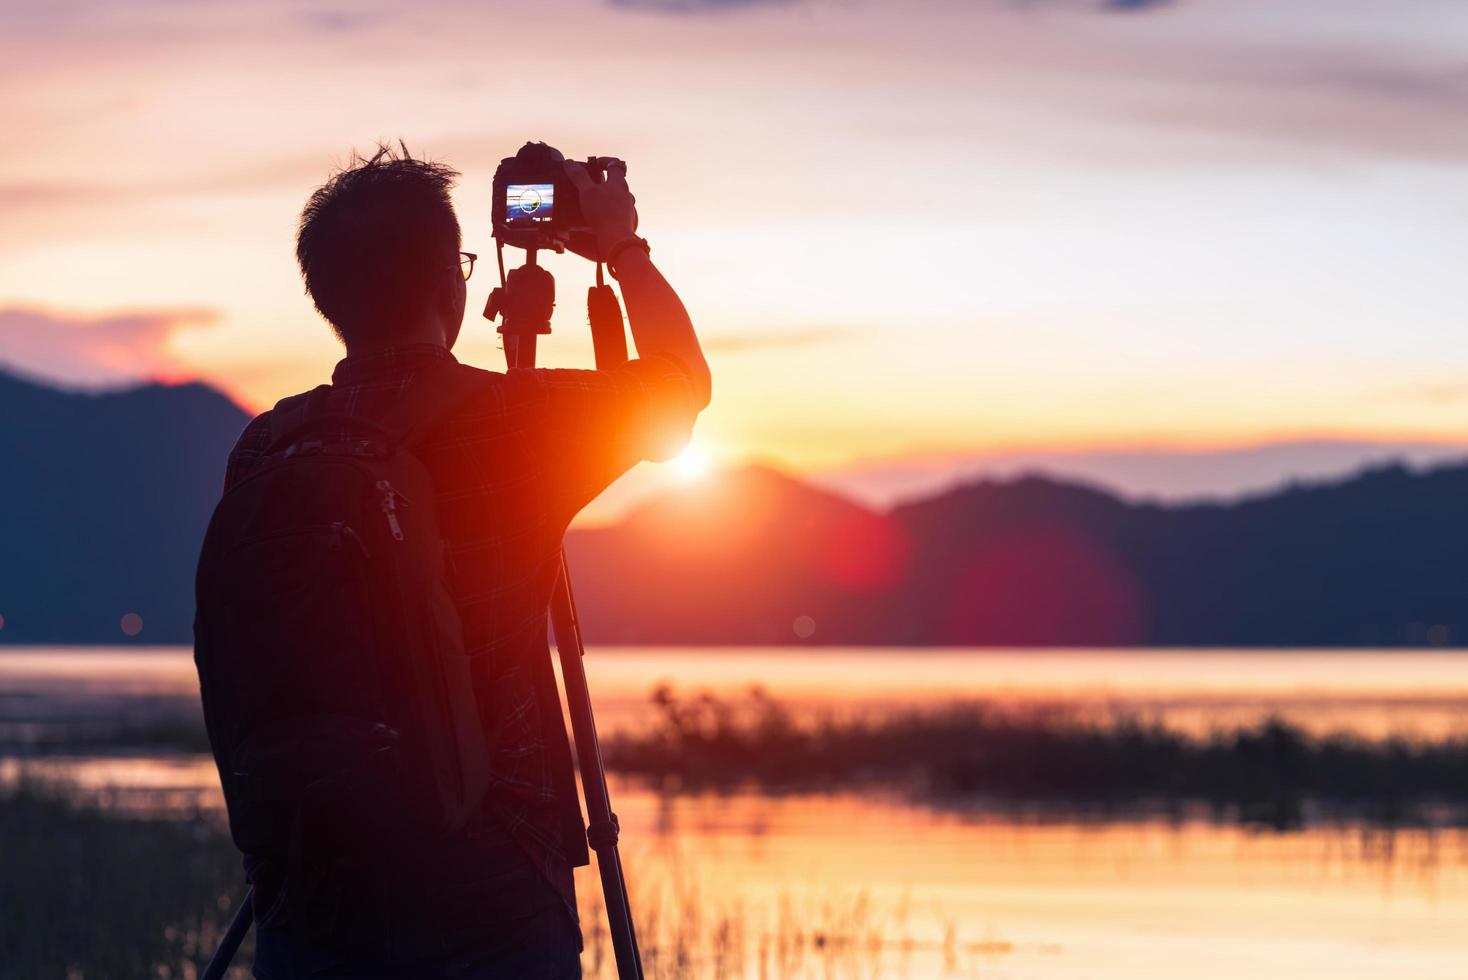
top-left (603, 686), bottom-right (1468, 826)
top-left (0, 773), bottom-right (252, 979)
top-left (576, 857), bottom-right (1000, 980)
top-left (1, 777), bottom-right (985, 980)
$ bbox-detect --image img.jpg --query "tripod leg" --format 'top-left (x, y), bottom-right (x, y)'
top-left (549, 554), bottom-right (645, 980)
top-left (200, 886), bottom-right (253, 980)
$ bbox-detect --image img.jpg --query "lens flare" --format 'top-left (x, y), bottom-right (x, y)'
top-left (673, 445), bottom-right (711, 481)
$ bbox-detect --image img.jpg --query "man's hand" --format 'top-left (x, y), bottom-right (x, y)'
top-left (564, 158), bottom-right (638, 259)
top-left (563, 157), bottom-right (710, 409)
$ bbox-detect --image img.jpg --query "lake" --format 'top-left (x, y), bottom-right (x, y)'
top-left (5, 647), bottom-right (1468, 978)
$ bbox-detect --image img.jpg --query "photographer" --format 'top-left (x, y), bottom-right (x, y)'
top-left (200, 144), bottom-right (709, 979)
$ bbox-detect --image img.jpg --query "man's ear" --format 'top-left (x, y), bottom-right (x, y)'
top-left (438, 265), bottom-right (467, 347)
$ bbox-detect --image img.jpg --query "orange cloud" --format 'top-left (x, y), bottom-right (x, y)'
top-left (0, 306), bottom-right (217, 389)
top-left (702, 325), bottom-right (861, 354)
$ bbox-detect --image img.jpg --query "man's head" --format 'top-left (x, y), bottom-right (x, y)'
top-left (296, 143), bottom-right (466, 352)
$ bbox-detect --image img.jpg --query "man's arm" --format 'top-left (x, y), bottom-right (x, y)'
top-left (564, 159), bottom-right (712, 410)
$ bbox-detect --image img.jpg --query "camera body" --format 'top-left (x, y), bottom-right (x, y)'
top-left (492, 141), bottom-right (607, 253)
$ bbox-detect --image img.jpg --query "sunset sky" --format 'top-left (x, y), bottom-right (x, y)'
top-left (3, 0), bottom-right (1467, 511)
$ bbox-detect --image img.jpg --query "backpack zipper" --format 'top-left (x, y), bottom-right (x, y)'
top-left (329, 521), bottom-right (372, 558)
top-left (376, 480), bottom-right (406, 541)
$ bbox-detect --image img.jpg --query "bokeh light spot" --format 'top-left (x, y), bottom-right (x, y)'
top-left (793, 615), bottom-right (816, 639)
top-left (120, 612), bottom-right (144, 637)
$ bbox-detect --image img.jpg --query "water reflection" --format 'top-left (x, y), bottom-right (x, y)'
top-left (7, 649), bottom-right (1468, 977)
top-left (601, 782), bottom-right (1468, 979)
top-left (9, 646), bottom-right (1468, 739)
top-left (6, 755), bottom-right (1466, 979)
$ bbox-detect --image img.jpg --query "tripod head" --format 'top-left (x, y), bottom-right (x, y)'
top-left (483, 248), bottom-right (555, 369)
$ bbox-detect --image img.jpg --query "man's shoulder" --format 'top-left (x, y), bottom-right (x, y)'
top-left (231, 410), bottom-right (274, 456)
top-left (222, 410), bottom-right (276, 491)
top-left (439, 362), bottom-right (541, 416)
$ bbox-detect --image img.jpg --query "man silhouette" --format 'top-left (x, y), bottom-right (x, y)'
top-left (216, 144), bottom-right (710, 978)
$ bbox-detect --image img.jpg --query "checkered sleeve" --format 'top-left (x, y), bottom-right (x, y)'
top-left (526, 352), bottom-right (700, 516)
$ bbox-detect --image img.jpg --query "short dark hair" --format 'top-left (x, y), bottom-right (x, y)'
top-left (295, 142), bottom-right (461, 343)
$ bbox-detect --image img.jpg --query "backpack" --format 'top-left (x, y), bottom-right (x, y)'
top-left (193, 371), bottom-right (493, 912)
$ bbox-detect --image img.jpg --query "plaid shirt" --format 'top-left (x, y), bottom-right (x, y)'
top-left (224, 343), bottom-right (698, 916)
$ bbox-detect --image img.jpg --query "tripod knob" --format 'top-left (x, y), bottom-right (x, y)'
top-left (483, 286), bottom-right (505, 323)
top-left (495, 262), bottom-right (555, 336)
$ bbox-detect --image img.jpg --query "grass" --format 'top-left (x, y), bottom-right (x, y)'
top-left (12, 684), bottom-right (1468, 828)
top-left (578, 875), bottom-right (1027, 980)
top-left (2, 714), bottom-right (211, 756)
top-left (0, 773), bottom-right (252, 980)
top-left (0, 776), bottom-right (988, 980)
top-left (602, 685), bottom-right (1468, 827)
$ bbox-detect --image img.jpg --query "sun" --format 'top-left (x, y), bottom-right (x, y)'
top-left (673, 444), bottom-right (712, 481)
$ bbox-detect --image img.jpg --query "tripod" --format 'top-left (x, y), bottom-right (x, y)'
top-left (486, 244), bottom-right (645, 980)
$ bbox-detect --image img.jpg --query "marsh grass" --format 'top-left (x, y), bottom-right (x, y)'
top-left (0, 773), bottom-right (251, 980)
top-left (604, 686), bottom-right (1468, 826)
top-left (1, 775), bottom-right (995, 980)
top-left (10, 686), bottom-right (1468, 976)
top-left (576, 859), bottom-right (1013, 980)
top-left (13, 684), bottom-right (1468, 825)
top-left (4, 762), bottom-right (1462, 980)
top-left (11, 683), bottom-right (1468, 828)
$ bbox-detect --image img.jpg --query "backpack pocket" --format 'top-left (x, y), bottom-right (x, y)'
top-left (231, 713), bottom-right (403, 859)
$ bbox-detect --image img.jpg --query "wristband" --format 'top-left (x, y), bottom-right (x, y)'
top-left (605, 236), bottom-right (651, 279)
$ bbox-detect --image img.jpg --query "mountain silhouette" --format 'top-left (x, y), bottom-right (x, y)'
top-left (566, 465), bottom-right (909, 644)
top-left (567, 465), bottom-right (1468, 646)
top-left (0, 370), bottom-right (251, 643)
top-left (2, 369), bottom-right (1465, 647)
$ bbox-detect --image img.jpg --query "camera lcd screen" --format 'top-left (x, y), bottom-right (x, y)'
top-left (506, 183), bottom-right (555, 224)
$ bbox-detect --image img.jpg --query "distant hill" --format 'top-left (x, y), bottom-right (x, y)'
top-left (811, 439), bottom-right (1468, 509)
top-left (883, 467), bottom-right (1468, 647)
top-left (0, 370), bottom-right (252, 643)
top-left (568, 463), bottom-right (1468, 646)
top-left (566, 466), bottom-right (908, 644)
top-left (3, 368), bottom-right (1466, 647)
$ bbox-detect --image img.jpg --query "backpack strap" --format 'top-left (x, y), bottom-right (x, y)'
top-left (265, 385), bottom-right (325, 453)
top-left (265, 385), bottom-right (393, 456)
top-left (264, 366), bottom-right (494, 458)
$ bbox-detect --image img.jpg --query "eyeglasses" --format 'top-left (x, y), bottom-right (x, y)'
top-left (457, 252), bottom-right (477, 281)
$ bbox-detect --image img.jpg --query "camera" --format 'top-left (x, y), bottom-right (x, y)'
top-left (492, 141), bottom-right (610, 253)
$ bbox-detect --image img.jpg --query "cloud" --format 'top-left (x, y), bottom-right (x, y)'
top-left (0, 306), bottom-right (217, 389)
top-left (0, 150), bottom-right (338, 212)
top-left (0, 183), bottom-right (120, 209)
top-left (1103, 0), bottom-right (1174, 10)
top-left (608, 0), bottom-right (796, 12)
top-left (702, 325), bottom-right (861, 354)
top-left (1374, 380), bottom-right (1468, 406)
top-left (300, 6), bottom-right (393, 34)
top-left (612, 0), bottom-right (1173, 12)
